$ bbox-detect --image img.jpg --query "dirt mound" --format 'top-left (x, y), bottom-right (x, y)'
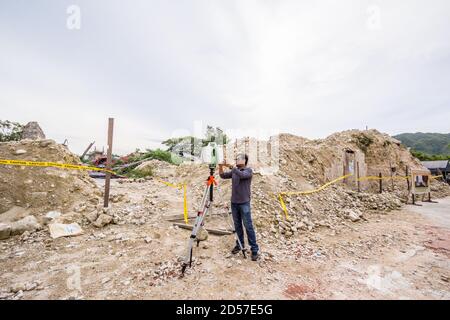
top-left (206, 130), bottom-right (450, 240)
top-left (0, 139), bottom-right (101, 216)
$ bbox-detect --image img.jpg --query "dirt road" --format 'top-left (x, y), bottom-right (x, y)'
top-left (1, 196), bottom-right (449, 300)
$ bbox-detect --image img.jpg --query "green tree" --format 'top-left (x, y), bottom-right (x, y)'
top-left (0, 120), bottom-right (23, 142)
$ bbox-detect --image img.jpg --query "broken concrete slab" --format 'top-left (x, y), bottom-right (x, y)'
top-left (49, 223), bottom-right (83, 239)
top-left (10, 216), bottom-right (41, 236)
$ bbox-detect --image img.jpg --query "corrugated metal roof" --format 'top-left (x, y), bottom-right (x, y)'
top-left (421, 160), bottom-right (449, 169)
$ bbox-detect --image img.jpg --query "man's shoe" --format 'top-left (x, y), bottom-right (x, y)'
top-left (251, 252), bottom-right (259, 261)
top-left (231, 246), bottom-right (242, 254)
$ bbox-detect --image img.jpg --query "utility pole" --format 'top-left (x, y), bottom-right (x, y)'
top-left (103, 118), bottom-right (114, 208)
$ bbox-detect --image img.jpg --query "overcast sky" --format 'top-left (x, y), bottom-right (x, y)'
top-left (1, 0), bottom-right (449, 154)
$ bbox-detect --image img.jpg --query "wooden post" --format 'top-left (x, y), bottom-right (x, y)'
top-left (357, 161), bottom-right (361, 192)
top-left (406, 165), bottom-right (410, 191)
top-left (379, 172), bottom-right (382, 194)
top-left (343, 163), bottom-right (346, 184)
top-left (103, 118), bottom-right (114, 208)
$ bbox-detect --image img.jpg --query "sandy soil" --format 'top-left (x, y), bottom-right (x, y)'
top-left (1, 183), bottom-right (449, 300)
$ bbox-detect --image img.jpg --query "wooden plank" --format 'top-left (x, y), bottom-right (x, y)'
top-left (165, 212), bottom-right (224, 222)
top-left (173, 223), bottom-right (233, 235)
top-left (103, 118), bottom-right (114, 208)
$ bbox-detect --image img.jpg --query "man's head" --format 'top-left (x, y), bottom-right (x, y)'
top-left (236, 153), bottom-right (248, 168)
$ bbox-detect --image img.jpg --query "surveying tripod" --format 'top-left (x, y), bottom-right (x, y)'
top-left (180, 164), bottom-right (247, 275)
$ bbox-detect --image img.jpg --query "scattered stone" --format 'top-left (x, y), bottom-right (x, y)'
top-left (14, 149), bottom-right (27, 155)
top-left (346, 210), bottom-right (361, 222)
top-left (93, 214), bottom-right (113, 228)
top-left (0, 223), bottom-right (12, 240)
top-left (144, 237), bottom-right (152, 244)
top-left (83, 211), bottom-right (98, 223)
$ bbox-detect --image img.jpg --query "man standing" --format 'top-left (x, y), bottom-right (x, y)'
top-left (219, 154), bottom-right (259, 261)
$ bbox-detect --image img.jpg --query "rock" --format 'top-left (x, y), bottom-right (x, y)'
top-left (144, 237), bottom-right (152, 244)
top-left (14, 149), bottom-right (27, 155)
top-left (196, 228), bottom-right (209, 241)
top-left (21, 121), bottom-right (45, 140)
top-left (42, 211), bottom-right (61, 225)
top-left (39, 139), bottom-right (53, 147)
top-left (346, 210), bottom-right (361, 222)
top-left (0, 223), bottom-right (11, 240)
top-left (74, 203), bottom-right (87, 213)
top-left (10, 283), bottom-right (25, 293)
top-left (93, 214), bottom-right (113, 228)
top-left (83, 211), bottom-right (98, 223)
top-left (10, 216), bottom-right (41, 236)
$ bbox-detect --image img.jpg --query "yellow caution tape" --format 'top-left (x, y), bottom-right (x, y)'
top-left (278, 194), bottom-right (288, 219)
top-left (183, 184), bottom-right (188, 224)
top-left (356, 175), bottom-right (408, 181)
top-left (276, 172), bottom-right (444, 219)
top-left (0, 159), bottom-right (115, 174)
top-left (157, 179), bottom-right (183, 189)
top-left (277, 174), bottom-right (353, 219)
top-left (157, 179), bottom-right (189, 224)
top-left (280, 174), bottom-right (353, 196)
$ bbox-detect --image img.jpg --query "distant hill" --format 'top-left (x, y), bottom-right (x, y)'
top-left (393, 132), bottom-right (450, 156)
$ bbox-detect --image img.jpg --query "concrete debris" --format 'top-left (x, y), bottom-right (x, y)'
top-left (345, 209), bottom-right (361, 222)
top-left (10, 216), bottom-right (41, 236)
top-left (43, 211), bottom-right (61, 225)
top-left (83, 211), bottom-right (98, 223)
top-left (9, 280), bottom-right (42, 293)
top-left (14, 149), bottom-right (27, 155)
top-left (0, 223), bottom-right (11, 240)
top-left (93, 214), bottom-right (113, 228)
top-left (49, 223), bottom-right (83, 239)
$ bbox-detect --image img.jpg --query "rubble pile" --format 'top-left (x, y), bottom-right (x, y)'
top-left (0, 139), bottom-right (101, 214)
top-left (0, 139), bottom-right (102, 239)
top-left (1, 128), bottom-right (449, 247)
top-left (201, 130), bottom-right (450, 241)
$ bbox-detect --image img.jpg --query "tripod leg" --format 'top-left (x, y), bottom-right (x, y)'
top-left (181, 187), bottom-right (211, 274)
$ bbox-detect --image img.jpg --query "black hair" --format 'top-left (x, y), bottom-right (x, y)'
top-left (237, 153), bottom-right (249, 165)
